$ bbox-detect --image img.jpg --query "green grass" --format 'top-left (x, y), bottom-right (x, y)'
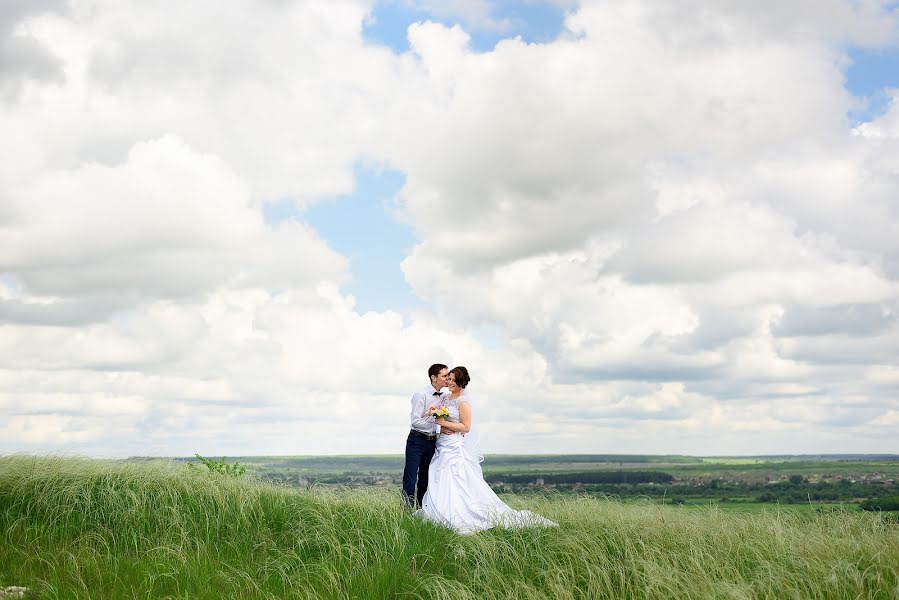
top-left (2, 456), bottom-right (898, 599)
top-left (676, 499), bottom-right (862, 513)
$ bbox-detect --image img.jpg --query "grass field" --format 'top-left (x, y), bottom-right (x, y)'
top-left (2, 455), bottom-right (898, 599)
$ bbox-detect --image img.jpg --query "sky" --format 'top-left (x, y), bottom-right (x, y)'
top-left (1, 0), bottom-right (898, 458)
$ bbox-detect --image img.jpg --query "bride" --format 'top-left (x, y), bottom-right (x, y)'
top-left (416, 366), bottom-right (557, 534)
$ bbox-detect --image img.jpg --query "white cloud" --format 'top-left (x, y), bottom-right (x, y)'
top-left (0, 0), bottom-right (67, 100)
top-left (2, 0), bottom-right (394, 201)
top-left (1, 135), bottom-right (348, 304)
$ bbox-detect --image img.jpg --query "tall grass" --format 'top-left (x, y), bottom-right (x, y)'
top-left (1, 455), bottom-right (897, 599)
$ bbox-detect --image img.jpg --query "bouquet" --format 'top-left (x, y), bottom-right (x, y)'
top-left (428, 406), bottom-right (450, 434)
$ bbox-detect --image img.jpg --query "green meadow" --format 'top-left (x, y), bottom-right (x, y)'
top-left (192, 453), bottom-right (899, 513)
top-left (2, 455), bottom-right (897, 599)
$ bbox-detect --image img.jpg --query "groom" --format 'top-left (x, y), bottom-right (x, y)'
top-left (402, 363), bottom-right (449, 509)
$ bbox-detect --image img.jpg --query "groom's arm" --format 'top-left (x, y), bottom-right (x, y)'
top-left (409, 392), bottom-right (434, 432)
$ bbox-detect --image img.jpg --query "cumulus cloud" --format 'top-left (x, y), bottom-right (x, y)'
top-left (0, 284), bottom-right (521, 455)
top-left (1, 0), bottom-right (394, 201)
top-left (0, 0), bottom-right (66, 99)
top-left (1, 135), bottom-right (347, 308)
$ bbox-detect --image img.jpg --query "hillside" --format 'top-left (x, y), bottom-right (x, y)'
top-left (1, 456), bottom-right (897, 599)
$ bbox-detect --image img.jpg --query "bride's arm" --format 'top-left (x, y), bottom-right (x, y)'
top-left (435, 401), bottom-right (471, 433)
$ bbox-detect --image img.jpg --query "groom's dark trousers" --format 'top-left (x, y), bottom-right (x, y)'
top-left (403, 430), bottom-right (437, 508)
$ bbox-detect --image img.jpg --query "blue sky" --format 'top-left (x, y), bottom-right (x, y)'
top-left (303, 167), bottom-right (416, 314)
top-left (264, 165), bottom-right (418, 314)
top-left (363, 0), bottom-right (568, 53)
top-left (846, 46), bottom-right (899, 122)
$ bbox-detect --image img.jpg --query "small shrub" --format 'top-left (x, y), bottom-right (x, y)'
top-left (188, 454), bottom-right (247, 478)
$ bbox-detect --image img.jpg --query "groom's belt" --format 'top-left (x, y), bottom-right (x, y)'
top-left (410, 429), bottom-right (438, 441)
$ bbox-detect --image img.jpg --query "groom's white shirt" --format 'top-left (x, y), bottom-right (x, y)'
top-left (410, 385), bottom-right (448, 435)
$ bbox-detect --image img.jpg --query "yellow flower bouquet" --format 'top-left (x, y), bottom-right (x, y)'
top-left (428, 406), bottom-right (450, 434)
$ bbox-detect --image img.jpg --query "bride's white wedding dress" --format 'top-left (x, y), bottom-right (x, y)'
top-left (416, 391), bottom-right (557, 535)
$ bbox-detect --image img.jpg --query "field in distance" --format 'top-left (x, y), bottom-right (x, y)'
top-left (152, 454), bottom-right (899, 512)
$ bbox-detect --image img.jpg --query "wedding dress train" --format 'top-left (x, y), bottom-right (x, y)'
top-left (416, 395), bottom-right (557, 535)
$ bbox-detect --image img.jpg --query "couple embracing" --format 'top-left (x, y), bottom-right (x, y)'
top-left (403, 364), bottom-right (556, 534)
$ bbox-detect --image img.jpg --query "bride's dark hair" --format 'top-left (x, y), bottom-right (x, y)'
top-left (450, 366), bottom-right (470, 389)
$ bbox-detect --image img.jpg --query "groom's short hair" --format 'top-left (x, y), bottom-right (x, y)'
top-left (428, 363), bottom-right (447, 380)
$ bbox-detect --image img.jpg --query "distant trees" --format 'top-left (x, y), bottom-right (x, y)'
top-left (860, 496), bottom-right (899, 511)
top-left (484, 471), bottom-right (675, 485)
